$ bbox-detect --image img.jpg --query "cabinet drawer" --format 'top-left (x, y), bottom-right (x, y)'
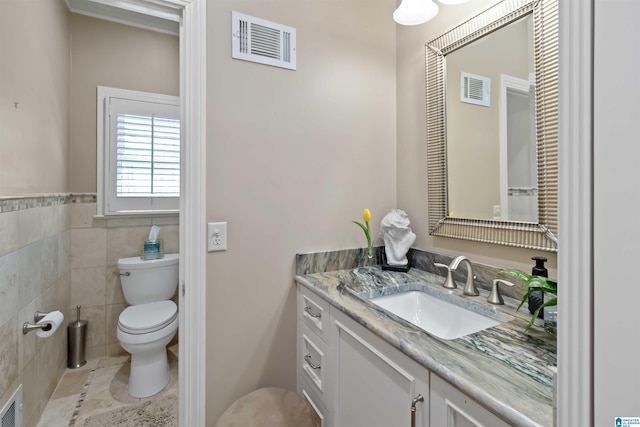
top-left (298, 375), bottom-right (329, 427)
top-left (298, 284), bottom-right (331, 343)
top-left (299, 322), bottom-right (329, 395)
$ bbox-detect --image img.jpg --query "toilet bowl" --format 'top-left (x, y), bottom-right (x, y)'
top-left (117, 300), bottom-right (178, 397)
top-left (116, 254), bottom-right (179, 398)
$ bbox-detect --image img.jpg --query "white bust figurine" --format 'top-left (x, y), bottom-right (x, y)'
top-left (379, 209), bottom-right (416, 266)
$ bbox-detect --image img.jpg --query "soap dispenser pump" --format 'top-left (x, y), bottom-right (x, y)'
top-left (528, 256), bottom-right (548, 318)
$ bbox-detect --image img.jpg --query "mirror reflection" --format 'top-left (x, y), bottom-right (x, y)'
top-left (446, 14), bottom-right (537, 222)
top-left (425, 0), bottom-right (558, 251)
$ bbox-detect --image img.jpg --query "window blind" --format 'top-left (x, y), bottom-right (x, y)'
top-left (116, 113), bottom-right (180, 198)
top-left (98, 87), bottom-right (180, 215)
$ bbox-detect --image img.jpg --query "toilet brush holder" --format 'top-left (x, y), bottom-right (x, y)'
top-left (68, 305), bottom-right (87, 368)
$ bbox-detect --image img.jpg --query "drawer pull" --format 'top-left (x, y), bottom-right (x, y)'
top-left (304, 305), bottom-right (321, 318)
top-left (304, 354), bottom-right (321, 370)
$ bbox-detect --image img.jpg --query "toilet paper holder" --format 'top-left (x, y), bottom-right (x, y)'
top-left (34, 311), bottom-right (48, 322)
top-left (22, 311), bottom-right (54, 335)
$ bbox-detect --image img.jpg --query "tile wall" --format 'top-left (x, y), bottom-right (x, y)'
top-left (0, 195), bottom-right (179, 427)
top-left (0, 197), bottom-right (71, 427)
top-left (68, 201), bottom-right (179, 359)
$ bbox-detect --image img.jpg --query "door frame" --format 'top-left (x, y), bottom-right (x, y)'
top-left (498, 73), bottom-right (534, 220)
top-left (558, 0), bottom-right (593, 425)
top-left (115, 1), bottom-right (208, 425)
top-left (178, 1), bottom-right (207, 426)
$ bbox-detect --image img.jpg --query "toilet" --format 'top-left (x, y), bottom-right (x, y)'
top-left (116, 253), bottom-right (179, 398)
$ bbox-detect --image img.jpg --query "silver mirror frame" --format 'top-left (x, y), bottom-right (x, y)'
top-left (426, 0), bottom-right (558, 252)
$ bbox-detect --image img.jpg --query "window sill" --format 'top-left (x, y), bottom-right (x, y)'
top-left (94, 210), bottom-right (179, 219)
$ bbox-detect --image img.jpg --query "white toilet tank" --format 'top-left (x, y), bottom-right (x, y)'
top-left (118, 253), bottom-right (179, 305)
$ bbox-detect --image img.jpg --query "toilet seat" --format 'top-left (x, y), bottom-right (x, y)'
top-left (118, 300), bottom-right (178, 334)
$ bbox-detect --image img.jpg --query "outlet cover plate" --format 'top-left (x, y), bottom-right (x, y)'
top-left (207, 222), bottom-right (227, 252)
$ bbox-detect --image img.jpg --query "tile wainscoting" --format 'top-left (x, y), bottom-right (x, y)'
top-left (68, 200), bottom-right (179, 359)
top-left (0, 194), bottom-right (179, 427)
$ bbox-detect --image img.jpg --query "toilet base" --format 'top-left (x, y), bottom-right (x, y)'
top-left (117, 307), bottom-right (178, 398)
top-left (128, 348), bottom-right (170, 398)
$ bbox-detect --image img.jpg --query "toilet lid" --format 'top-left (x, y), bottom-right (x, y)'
top-left (118, 301), bottom-right (178, 334)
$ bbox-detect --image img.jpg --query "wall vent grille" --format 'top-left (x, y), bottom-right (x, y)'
top-left (232, 12), bottom-right (296, 70)
top-left (461, 72), bottom-right (491, 106)
top-left (0, 385), bottom-right (22, 427)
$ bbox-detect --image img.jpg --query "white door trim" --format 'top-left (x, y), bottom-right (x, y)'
top-left (558, 0), bottom-right (593, 425)
top-left (498, 74), bottom-right (533, 220)
top-left (178, 0), bottom-right (207, 426)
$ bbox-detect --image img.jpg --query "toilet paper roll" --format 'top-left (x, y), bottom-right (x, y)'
top-left (36, 310), bottom-right (64, 338)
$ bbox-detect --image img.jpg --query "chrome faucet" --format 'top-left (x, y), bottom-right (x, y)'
top-left (450, 256), bottom-right (479, 296)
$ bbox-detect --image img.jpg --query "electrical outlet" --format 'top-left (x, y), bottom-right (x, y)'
top-left (493, 205), bottom-right (501, 220)
top-left (207, 222), bottom-right (227, 252)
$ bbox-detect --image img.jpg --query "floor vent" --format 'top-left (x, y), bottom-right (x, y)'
top-left (231, 11), bottom-right (296, 70)
top-left (461, 72), bottom-right (491, 107)
top-left (1, 385), bottom-right (22, 427)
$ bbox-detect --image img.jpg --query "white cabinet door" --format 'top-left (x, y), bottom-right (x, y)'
top-left (332, 310), bottom-right (429, 427)
top-left (430, 374), bottom-right (511, 427)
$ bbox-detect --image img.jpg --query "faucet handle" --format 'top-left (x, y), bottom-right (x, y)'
top-left (434, 263), bottom-right (456, 289)
top-left (488, 279), bottom-right (515, 305)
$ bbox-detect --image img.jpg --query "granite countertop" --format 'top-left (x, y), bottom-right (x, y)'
top-left (295, 265), bottom-right (556, 427)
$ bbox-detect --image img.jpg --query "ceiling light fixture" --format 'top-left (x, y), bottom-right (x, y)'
top-left (437, 0), bottom-right (471, 5)
top-left (393, 0), bottom-right (439, 26)
top-left (394, 0), bottom-right (471, 26)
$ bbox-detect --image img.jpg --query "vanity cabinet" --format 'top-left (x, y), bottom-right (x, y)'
top-left (297, 283), bottom-right (511, 427)
top-left (297, 285), bottom-right (333, 425)
top-left (430, 375), bottom-right (511, 427)
top-left (331, 309), bottom-right (429, 427)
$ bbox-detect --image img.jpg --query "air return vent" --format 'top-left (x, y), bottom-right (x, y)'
top-left (231, 12), bottom-right (296, 70)
top-left (1, 385), bottom-right (22, 427)
top-left (461, 72), bottom-right (490, 107)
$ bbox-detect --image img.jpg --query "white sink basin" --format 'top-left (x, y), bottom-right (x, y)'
top-left (370, 291), bottom-right (502, 340)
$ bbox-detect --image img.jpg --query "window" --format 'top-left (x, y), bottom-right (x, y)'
top-left (97, 87), bottom-right (180, 216)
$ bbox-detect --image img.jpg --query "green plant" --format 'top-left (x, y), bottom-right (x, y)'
top-left (502, 268), bottom-right (557, 331)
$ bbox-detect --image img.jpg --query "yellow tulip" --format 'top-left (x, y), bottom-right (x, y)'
top-left (353, 208), bottom-right (373, 258)
top-left (363, 208), bottom-right (371, 223)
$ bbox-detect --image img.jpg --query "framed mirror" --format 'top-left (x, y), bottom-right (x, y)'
top-left (426, 0), bottom-right (558, 252)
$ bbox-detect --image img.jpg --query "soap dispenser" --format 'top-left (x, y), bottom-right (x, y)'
top-left (529, 256), bottom-right (548, 319)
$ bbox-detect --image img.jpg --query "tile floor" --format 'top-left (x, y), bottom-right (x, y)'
top-left (36, 345), bottom-right (178, 427)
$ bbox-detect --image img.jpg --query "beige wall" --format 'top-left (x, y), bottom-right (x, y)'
top-left (205, 1), bottom-right (397, 423)
top-left (0, 0), bottom-right (70, 195)
top-left (0, 1), bottom-right (71, 423)
top-left (396, 0), bottom-right (557, 272)
top-left (69, 14), bottom-right (179, 193)
top-left (0, 7), bottom-right (179, 195)
top-left (0, 201), bottom-right (71, 427)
